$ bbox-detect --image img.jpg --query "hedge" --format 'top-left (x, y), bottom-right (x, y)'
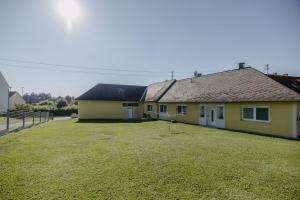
top-left (32, 107), bottom-right (78, 116)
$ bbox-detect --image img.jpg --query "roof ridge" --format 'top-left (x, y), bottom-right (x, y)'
top-left (96, 83), bottom-right (146, 87)
top-left (176, 67), bottom-right (253, 82)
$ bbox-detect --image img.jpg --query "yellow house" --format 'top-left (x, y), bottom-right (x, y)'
top-left (77, 65), bottom-right (300, 139)
top-left (9, 91), bottom-right (25, 110)
top-left (158, 66), bottom-right (300, 138)
top-left (76, 84), bottom-right (146, 119)
top-left (141, 80), bottom-right (175, 119)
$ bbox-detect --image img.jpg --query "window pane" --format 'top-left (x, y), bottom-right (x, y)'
top-left (122, 103), bottom-right (128, 107)
top-left (182, 106), bottom-right (187, 114)
top-left (177, 106), bottom-right (182, 114)
top-left (256, 108), bottom-right (269, 121)
top-left (218, 107), bottom-right (223, 119)
top-left (243, 108), bottom-right (254, 119)
top-left (160, 105), bottom-right (166, 113)
top-left (200, 106), bottom-right (205, 117)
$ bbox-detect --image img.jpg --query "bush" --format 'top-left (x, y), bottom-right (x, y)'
top-left (39, 101), bottom-right (55, 106)
top-left (50, 108), bottom-right (78, 116)
top-left (15, 104), bottom-right (32, 112)
top-left (32, 105), bottom-right (78, 116)
top-left (57, 99), bottom-right (68, 108)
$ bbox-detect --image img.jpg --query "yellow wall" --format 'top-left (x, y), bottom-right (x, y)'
top-left (225, 102), bottom-right (294, 138)
top-left (143, 103), bottom-right (158, 118)
top-left (9, 93), bottom-right (25, 110)
top-left (78, 100), bottom-right (143, 119)
top-left (298, 102), bottom-right (300, 136)
top-left (153, 103), bottom-right (199, 124)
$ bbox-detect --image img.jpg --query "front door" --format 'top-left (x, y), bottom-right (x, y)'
top-left (207, 107), bottom-right (216, 127)
top-left (128, 107), bottom-right (133, 119)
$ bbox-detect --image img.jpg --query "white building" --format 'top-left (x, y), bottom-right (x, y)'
top-left (9, 91), bottom-right (25, 110)
top-left (0, 72), bottom-right (9, 112)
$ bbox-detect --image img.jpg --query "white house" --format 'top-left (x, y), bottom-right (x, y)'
top-left (9, 91), bottom-right (25, 110)
top-left (0, 72), bottom-right (9, 112)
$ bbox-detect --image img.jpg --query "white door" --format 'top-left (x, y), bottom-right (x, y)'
top-left (207, 107), bottom-right (216, 127)
top-left (128, 107), bottom-right (133, 119)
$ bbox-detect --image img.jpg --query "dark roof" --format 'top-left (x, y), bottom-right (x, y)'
top-left (267, 74), bottom-right (300, 94)
top-left (159, 67), bottom-right (300, 103)
top-left (140, 80), bottom-right (176, 102)
top-left (9, 91), bottom-right (17, 97)
top-left (76, 84), bottom-right (147, 101)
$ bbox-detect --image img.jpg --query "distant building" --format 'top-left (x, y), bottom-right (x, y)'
top-left (9, 91), bottom-right (25, 110)
top-left (0, 72), bottom-right (9, 112)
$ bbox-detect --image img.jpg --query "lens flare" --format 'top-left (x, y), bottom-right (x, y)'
top-left (58, 0), bottom-right (81, 32)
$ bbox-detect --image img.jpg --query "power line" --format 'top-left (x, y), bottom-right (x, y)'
top-left (0, 57), bottom-right (193, 74)
top-left (0, 62), bottom-right (190, 78)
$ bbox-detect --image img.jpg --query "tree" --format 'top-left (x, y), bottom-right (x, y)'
top-left (23, 92), bottom-right (52, 104)
top-left (65, 95), bottom-right (72, 104)
top-left (56, 99), bottom-right (67, 108)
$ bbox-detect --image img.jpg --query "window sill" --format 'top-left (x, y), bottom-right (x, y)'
top-left (242, 118), bottom-right (270, 123)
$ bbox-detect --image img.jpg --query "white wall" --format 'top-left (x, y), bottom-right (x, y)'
top-left (9, 92), bottom-right (25, 110)
top-left (0, 72), bottom-right (9, 112)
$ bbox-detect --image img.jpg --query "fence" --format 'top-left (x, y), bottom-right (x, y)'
top-left (0, 111), bottom-right (50, 135)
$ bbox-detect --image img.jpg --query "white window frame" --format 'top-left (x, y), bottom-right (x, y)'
top-left (176, 104), bottom-right (187, 115)
top-left (217, 106), bottom-right (224, 120)
top-left (147, 104), bottom-right (153, 112)
top-left (200, 106), bottom-right (205, 118)
top-left (159, 104), bottom-right (167, 113)
top-left (241, 106), bottom-right (271, 123)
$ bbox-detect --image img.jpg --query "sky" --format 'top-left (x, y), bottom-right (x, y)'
top-left (0, 0), bottom-right (299, 97)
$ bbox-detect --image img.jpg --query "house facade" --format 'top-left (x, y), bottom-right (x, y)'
top-left (9, 91), bottom-right (26, 110)
top-left (76, 84), bottom-right (146, 119)
top-left (0, 72), bottom-right (9, 112)
top-left (155, 67), bottom-right (300, 138)
top-left (77, 65), bottom-right (300, 139)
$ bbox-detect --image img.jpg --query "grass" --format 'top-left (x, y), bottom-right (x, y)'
top-left (0, 119), bottom-right (299, 199)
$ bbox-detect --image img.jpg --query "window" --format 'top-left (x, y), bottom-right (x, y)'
top-left (122, 103), bottom-right (138, 107)
top-left (147, 104), bottom-right (153, 112)
top-left (159, 105), bottom-right (167, 113)
top-left (256, 107), bottom-right (269, 121)
top-left (177, 105), bottom-right (187, 115)
top-left (217, 106), bottom-right (224, 119)
top-left (243, 107), bottom-right (254, 119)
top-left (200, 106), bottom-right (205, 117)
top-left (211, 110), bottom-right (214, 122)
top-left (242, 106), bottom-right (270, 122)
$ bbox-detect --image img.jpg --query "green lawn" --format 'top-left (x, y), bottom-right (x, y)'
top-left (0, 120), bottom-right (299, 199)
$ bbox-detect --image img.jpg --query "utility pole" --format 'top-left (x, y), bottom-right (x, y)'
top-left (171, 71), bottom-right (174, 80)
top-left (7, 86), bottom-right (11, 112)
top-left (264, 64), bottom-right (270, 74)
top-left (21, 87), bottom-right (24, 96)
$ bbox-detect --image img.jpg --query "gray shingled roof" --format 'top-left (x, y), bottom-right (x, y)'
top-left (141, 80), bottom-right (175, 102)
top-left (159, 67), bottom-right (300, 103)
top-left (76, 84), bottom-right (146, 101)
top-left (268, 74), bottom-right (300, 94)
top-left (9, 91), bottom-right (17, 98)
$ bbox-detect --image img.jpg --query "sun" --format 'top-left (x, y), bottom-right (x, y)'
top-left (57, 0), bottom-right (81, 32)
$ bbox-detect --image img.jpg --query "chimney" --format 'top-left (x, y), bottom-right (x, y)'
top-left (193, 71), bottom-right (202, 77)
top-left (238, 62), bottom-right (245, 69)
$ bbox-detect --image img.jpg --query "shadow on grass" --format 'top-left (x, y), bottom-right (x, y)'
top-left (76, 119), bottom-right (158, 124)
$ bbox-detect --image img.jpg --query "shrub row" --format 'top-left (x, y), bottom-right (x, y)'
top-left (32, 107), bottom-right (78, 116)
